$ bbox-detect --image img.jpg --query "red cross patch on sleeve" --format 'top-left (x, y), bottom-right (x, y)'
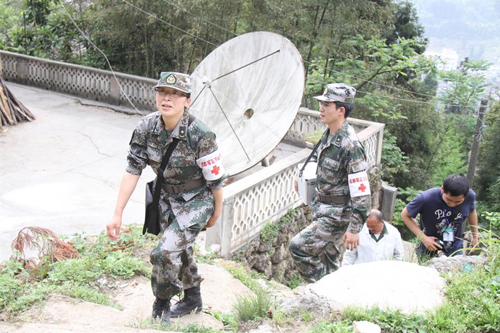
top-left (348, 171), bottom-right (371, 197)
top-left (196, 149), bottom-right (224, 181)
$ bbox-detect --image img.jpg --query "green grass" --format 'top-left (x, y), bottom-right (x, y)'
top-left (309, 321), bottom-right (352, 333)
top-left (232, 288), bottom-right (273, 331)
top-left (0, 224), bottom-right (155, 316)
top-left (220, 261), bottom-right (265, 293)
top-left (132, 320), bottom-right (226, 332)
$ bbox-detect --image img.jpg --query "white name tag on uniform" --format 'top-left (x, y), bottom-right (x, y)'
top-left (348, 171), bottom-right (371, 197)
top-left (196, 149), bottom-right (224, 181)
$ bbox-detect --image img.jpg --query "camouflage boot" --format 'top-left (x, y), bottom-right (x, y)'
top-left (151, 297), bottom-right (171, 326)
top-left (170, 286), bottom-right (203, 318)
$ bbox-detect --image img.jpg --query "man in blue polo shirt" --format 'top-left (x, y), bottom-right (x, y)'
top-left (401, 174), bottom-right (479, 257)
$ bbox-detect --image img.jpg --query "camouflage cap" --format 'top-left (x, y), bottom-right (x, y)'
top-left (313, 83), bottom-right (356, 103)
top-left (153, 72), bottom-right (191, 94)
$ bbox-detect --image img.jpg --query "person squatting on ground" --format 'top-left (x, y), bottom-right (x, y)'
top-left (289, 83), bottom-right (371, 282)
top-left (106, 72), bottom-right (226, 325)
top-left (342, 209), bottom-right (404, 265)
top-left (401, 174), bottom-right (479, 258)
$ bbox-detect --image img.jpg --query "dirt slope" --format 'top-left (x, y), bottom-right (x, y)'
top-left (1, 263), bottom-right (254, 332)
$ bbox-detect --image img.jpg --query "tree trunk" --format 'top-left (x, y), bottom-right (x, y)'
top-left (304, 1), bottom-right (330, 82)
top-left (467, 99), bottom-right (488, 188)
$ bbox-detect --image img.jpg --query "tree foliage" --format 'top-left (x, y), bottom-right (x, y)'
top-left (0, 0), bottom-right (496, 207)
top-left (476, 101), bottom-right (500, 211)
top-left (439, 59), bottom-right (492, 115)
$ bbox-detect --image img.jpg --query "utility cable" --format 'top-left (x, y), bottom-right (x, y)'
top-left (121, 0), bottom-right (217, 47)
top-left (120, 0), bottom-right (455, 102)
top-left (60, 1), bottom-right (145, 115)
top-left (161, 0), bottom-right (238, 37)
top-left (302, 58), bottom-right (440, 100)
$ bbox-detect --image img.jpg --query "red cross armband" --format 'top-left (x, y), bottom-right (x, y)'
top-left (348, 171), bottom-right (371, 198)
top-left (196, 149), bottom-right (225, 181)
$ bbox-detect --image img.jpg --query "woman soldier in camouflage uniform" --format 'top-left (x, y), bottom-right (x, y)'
top-left (106, 72), bottom-right (226, 325)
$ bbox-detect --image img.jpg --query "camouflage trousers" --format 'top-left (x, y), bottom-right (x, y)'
top-left (289, 201), bottom-right (350, 282)
top-left (150, 213), bottom-right (205, 300)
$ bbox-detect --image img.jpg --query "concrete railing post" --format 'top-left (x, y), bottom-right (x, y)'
top-left (381, 181), bottom-right (398, 223)
top-left (17, 57), bottom-right (28, 84)
top-left (376, 126), bottom-right (385, 165)
top-left (109, 75), bottom-right (121, 105)
top-left (218, 197), bottom-right (235, 258)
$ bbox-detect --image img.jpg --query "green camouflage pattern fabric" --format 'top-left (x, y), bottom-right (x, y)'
top-left (154, 72), bottom-right (192, 94)
top-left (289, 121), bottom-right (370, 282)
top-left (314, 83), bottom-right (356, 103)
top-left (151, 217), bottom-right (204, 299)
top-left (126, 110), bottom-right (225, 299)
top-left (127, 111), bottom-right (225, 231)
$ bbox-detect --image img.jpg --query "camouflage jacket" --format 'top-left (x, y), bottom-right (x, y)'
top-left (310, 121), bottom-right (370, 233)
top-left (126, 111), bottom-right (226, 230)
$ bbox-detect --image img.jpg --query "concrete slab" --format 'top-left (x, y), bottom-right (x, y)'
top-left (0, 82), bottom-right (301, 261)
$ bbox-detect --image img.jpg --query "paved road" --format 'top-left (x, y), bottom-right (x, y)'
top-left (0, 83), bottom-right (154, 261)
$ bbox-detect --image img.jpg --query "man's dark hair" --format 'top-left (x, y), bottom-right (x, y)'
top-left (335, 102), bottom-right (353, 118)
top-left (443, 174), bottom-right (470, 196)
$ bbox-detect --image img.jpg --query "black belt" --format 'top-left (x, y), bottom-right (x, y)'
top-left (162, 179), bottom-right (205, 194)
top-left (316, 191), bottom-right (350, 205)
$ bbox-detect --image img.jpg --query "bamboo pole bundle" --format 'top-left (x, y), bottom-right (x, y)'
top-left (0, 76), bottom-right (35, 127)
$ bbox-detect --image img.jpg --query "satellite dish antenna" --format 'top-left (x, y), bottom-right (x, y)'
top-left (189, 31), bottom-right (305, 176)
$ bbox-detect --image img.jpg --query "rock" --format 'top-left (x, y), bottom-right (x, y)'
top-left (271, 262), bottom-right (286, 280)
top-left (278, 285), bottom-right (331, 315)
top-left (253, 253), bottom-right (272, 275)
top-left (302, 261), bottom-right (445, 314)
top-left (258, 241), bottom-right (272, 252)
top-left (353, 321), bottom-right (381, 333)
top-left (402, 240), bottom-right (418, 262)
top-left (271, 244), bottom-right (286, 264)
top-left (253, 253), bottom-right (273, 279)
top-left (426, 254), bottom-right (487, 274)
top-left (275, 231), bottom-right (287, 246)
top-left (248, 323), bottom-right (274, 333)
top-left (247, 254), bottom-right (258, 267)
top-left (246, 239), bottom-right (260, 257)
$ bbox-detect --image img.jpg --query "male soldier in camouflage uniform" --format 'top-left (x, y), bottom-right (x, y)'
top-left (106, 72), bottom-right (226, 325)
top-left (289, 83), bottom-right (371, 282)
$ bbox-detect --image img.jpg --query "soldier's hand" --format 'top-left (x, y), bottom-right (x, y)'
top-left (422, 235), bottom-right (440, 252)
top-left (205, 209), bottom-right (221, 229)
top-left (294, 176), bottom-right (299, 193)
top-left (106, 215), bottom-right (122, 240)
top-left (343, 232), bottom-right (360, 251)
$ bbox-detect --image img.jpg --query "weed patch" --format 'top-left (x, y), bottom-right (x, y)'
top-left (310, 320), bottom-right (352, 333)
top-left (232, 288), bottom-right (273, 327)
top-left (220, 261), bottom-right (265, 293)
top-left (0, 224), bottom-right (154, 316)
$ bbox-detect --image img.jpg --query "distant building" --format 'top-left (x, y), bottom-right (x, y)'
top-left (425, 48), bottom-right (461, 110)
top-left (425, 47), bottom-right (459, 71)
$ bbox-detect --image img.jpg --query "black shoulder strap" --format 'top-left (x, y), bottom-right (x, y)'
top-left (299, 129), bottom-right (327, 177)
top-left (152, 113), bottom-right (196, 204)
top-left (152, 138), bottom-right (179, 208)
